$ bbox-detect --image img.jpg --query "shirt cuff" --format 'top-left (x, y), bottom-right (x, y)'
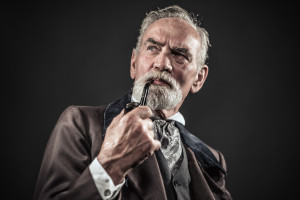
top-left (89, 158), bottom-right (125, 200)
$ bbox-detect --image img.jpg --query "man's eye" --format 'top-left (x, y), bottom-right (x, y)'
top-left (172, 51), bottom-right (188, 61)
top-left (147, 46), bottom-right (158, 51)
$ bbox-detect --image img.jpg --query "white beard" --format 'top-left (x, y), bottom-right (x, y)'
top-left (132, 70), bottom-right (182, 110)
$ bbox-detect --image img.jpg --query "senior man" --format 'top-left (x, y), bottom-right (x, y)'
top-left (34, 5), bottom-right (232, 200)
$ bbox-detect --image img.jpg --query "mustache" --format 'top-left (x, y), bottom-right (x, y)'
top-left (132, 70), bottom-right (183, 110)
top-left (143, 71), bottom-right (178, 89)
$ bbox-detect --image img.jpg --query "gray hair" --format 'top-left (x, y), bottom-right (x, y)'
top-left (135, 5), bottom-right (211, 67)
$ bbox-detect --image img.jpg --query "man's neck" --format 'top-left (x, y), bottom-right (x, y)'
top-left (156, 100), bottom-right (184, 119)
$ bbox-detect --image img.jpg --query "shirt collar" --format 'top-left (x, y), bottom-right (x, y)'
top-left (168, 112), bottom-right (185, 125)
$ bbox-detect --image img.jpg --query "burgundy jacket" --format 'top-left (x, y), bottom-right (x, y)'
top-left (34, 93), bottom-right (232, 200)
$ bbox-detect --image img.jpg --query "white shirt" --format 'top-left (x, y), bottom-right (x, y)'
top-left (89, 110), bottom-right (185, 200)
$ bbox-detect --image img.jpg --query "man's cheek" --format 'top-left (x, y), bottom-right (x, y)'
top-left (138, 57), bottom-right (153, 71)
top-left (172, 74), bottom-right (184, 86)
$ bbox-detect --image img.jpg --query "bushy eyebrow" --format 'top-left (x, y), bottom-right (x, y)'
top-left (172, 47), bottom-right (189, 55)
top-left (145, 37), bottom-right (193, 62)
top-left (172, 47), bottom-right (192, 61)
top-left (145, 38), bottom-right (164, 46)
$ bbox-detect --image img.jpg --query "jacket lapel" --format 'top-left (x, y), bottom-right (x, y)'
top-left (103, 91), bottom-right (131, 136)
top-left (185, 147), bottom-right (216, 200)
top-left (126, 154), bottom-right (168, 200)
top-left (175, 121), bottom-right (226, 175)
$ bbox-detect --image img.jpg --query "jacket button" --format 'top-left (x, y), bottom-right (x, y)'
top-left (173, 180), bottom-right (181, 186)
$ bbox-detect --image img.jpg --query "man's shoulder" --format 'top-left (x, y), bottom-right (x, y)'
top-left (63, 105), bottom-right (108, 116)
top-left (57, 105), bottom-right (108, 125)
top-left (205, 144), bottom-right (227, 172)
top-left (205, 144), bottom-right (220, 162)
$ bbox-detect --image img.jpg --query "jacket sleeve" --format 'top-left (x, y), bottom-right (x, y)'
top-left (33, 106), bottom-right (103, 200)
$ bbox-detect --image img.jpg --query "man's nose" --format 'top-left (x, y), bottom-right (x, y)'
top-left (153, 52), bottom-right (172, 72)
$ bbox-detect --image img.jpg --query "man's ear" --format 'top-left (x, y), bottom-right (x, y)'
top-left (130, 49), bottom-right (137, 80)
top-left (190, 65), bottom-right (209, 93)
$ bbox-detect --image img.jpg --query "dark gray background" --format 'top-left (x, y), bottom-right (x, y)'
top-left (2, 1), bottom-right (298, 199)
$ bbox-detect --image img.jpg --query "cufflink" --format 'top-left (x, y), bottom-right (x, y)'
top-left (104, 189), bottom-right (111, 196)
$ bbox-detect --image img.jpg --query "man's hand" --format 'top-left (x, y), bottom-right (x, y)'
top-left (97, 106), bottom-right (161, 185)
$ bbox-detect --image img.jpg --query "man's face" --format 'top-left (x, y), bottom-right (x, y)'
top-left (131, 18), bottom-right (208, 111)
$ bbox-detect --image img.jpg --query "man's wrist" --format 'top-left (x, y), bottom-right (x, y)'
top-left (89, 158), bottom-right (125, 200)
top-left (97, 154), bottom-right (125, 185)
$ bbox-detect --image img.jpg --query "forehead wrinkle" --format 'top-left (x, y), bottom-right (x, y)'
top-left (175, 34), bottom-right (200, 51)
top-left (145, 35), bottom-right (192, 52)
top-left (142, 19), bottom-right (200, 55)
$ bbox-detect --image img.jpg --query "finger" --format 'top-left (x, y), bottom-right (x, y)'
top-left (118, 109), bottom-right (125, 117)
top-left (152, 139), bottom-right (161, 151)
top-left (109, 109), bottom-right (125, 125)
top-left (112, 109), bottom-right (125, 121)
top-left (144, 119), bottom-right (155, 138)
top-left (147, 129), bottom-right (154, 138)
top-left (130, 106), bottom-right (152, 119)
top-left (144, 118), bottom-right (154, 130)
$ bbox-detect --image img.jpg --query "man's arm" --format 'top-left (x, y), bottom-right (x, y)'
top-left (34, 106), bottom-right (104, 200)
top-left (34, 105), bottom-right (161, 200)
top-left (89, 157), bottom-right (125, 199)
